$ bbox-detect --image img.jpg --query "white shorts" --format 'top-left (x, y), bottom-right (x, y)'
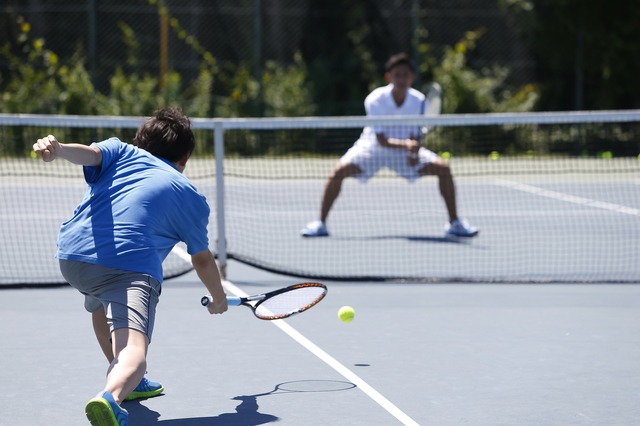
top-left (340, 144), bottom-right (439, 183)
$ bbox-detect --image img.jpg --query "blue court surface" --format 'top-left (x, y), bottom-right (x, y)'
top-left (2, 259), bottom-right (640, 425)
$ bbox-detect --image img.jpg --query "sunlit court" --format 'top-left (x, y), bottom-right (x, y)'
top-left (1, 1), bottom-right (639, 425)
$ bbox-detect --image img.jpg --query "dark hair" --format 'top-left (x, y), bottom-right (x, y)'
top-left (134, 107), bottom-right (195, 163)
top-left (385, 53), bottom-right (415, 73)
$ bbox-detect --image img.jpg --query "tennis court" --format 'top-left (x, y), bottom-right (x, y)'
top-left (219, 156), bottom-right (639, 282)
top-left (2, 260), bottom-right (640, 425)
top-left (2, 155), bottom-right (639, 285)
top-left (1, 112), bottom-right (639, 424)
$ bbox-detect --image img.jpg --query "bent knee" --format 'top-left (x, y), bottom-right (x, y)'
top-left (421, 159), bottom-right (452, 177)
top-left (436, 161), bottom-right (452, 176)
top-left (330, 162), bottom-right (361, 179)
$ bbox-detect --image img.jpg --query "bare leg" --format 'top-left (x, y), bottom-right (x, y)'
top-left (105, 327), bottom-right (148, 404)
top-left (419, 160), bottom-right (458, 222)
top-left (320, 162), bottom-right (362, 222)
top-left (92, 307), bottom-right (114, 363)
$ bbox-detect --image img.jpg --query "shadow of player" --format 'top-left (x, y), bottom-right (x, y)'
top-left (125, 380), bottom-right (355, 425)
top-left (126, 395), bottom-right (278, 426)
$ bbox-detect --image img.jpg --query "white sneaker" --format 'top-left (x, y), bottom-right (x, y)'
top-left (300, 219), bottom-right (329, 237)
top-left (445, 218), bottom-right (479, 237)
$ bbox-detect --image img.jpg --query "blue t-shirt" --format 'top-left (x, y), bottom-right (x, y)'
top-left (56, 138), bottom-right (210, 283)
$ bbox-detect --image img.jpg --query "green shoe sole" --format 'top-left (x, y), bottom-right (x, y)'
top-left (124, 385), bottom-right (164, 401)
top-left (86, 397), bottom-right (125, 426)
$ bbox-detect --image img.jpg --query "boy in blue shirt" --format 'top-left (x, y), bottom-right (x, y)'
top-left (33, 108), bottom-right (228, 426)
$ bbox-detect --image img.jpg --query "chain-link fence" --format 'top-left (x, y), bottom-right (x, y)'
top-left (2, 0), bottom-right (539, 116)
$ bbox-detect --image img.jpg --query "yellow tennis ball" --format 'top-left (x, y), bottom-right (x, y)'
top-left (338, 306), bottom-right (354, 323)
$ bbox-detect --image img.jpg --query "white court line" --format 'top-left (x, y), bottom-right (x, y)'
top-left (223, 280), bottom-right (420, 426)
top-left (494, 179), bottom-right (640, 217)
top-left (170, 246), bottom-right (419, 426)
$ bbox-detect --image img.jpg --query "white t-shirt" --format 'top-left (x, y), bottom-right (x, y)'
top-left (355, 84), bottom-right (426, 149)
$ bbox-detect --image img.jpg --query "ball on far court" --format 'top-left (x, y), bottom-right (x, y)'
top-left (338, 306), bottom-right (355, 323)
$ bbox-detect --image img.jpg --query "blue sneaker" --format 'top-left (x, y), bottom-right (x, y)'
top-left (300, 219), bottom-right (329, 237)
top-left (124, 376), bottom-right (164, 401)
top-left (86, 391), bottom-right (128, 426)
top-left (445, 218), bottom-right (479, 237)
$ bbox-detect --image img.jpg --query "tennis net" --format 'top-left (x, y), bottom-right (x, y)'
top-left (1, 111), bottom-right (639, 285)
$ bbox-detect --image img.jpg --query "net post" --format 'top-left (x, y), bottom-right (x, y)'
top-left (214, 121), bottom-right (227, 279)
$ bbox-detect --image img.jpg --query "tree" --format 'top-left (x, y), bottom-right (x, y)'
top-left (500, 0), bottom-right (640, 110)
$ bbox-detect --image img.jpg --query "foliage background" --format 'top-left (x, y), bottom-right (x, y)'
top-left (0, 0), bottom-right (638, 156)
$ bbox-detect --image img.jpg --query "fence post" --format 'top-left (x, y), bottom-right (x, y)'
top-left (88, 0), bottom-right (97, 89)
top-left (214, 121), bottom-right (227, 278)
top-left (412, 0), bottom-right (421, 89)
top-left (254, 0), bottom-right (264, 117)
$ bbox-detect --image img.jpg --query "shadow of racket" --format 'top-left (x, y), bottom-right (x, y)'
top-left (229, 380), bottom-right (356, 421)
top-left (239, 380), bottom-right (356, 399)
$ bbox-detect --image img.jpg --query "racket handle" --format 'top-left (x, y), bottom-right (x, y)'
top-left (227, 296), bottom-right (242, 306)
top-left (201, 295), bottom-right (242, 307)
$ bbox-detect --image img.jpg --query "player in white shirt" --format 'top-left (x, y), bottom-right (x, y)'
top-left (301, 53), bottom-right (478, 238)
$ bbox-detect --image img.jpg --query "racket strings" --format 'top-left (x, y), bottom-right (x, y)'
top-left (254, 286), bottom-right (326, 319)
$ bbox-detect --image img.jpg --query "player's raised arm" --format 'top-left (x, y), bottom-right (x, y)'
top-left (33, 135), bottom-right (102, 166)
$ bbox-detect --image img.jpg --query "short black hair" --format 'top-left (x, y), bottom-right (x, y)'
top-left (134, 107), bottom-right (195, 163)
top-left (385, 53), bottom-right (415, 73)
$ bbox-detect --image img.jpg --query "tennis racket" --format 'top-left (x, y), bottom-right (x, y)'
top-left (201, 282), bottom-right (327, 320)
top-left (422, 82), bottom-right (443, 135)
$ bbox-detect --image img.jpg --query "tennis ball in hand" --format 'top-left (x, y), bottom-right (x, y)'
top-left (338, 306), bottom-right (355, 323)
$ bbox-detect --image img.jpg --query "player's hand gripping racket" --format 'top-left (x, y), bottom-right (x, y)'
top-left (201, 283), bottom-right (327, 320)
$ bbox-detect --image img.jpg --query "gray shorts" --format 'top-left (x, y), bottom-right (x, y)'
top-left (59, 259), bottom-right (161, 341)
